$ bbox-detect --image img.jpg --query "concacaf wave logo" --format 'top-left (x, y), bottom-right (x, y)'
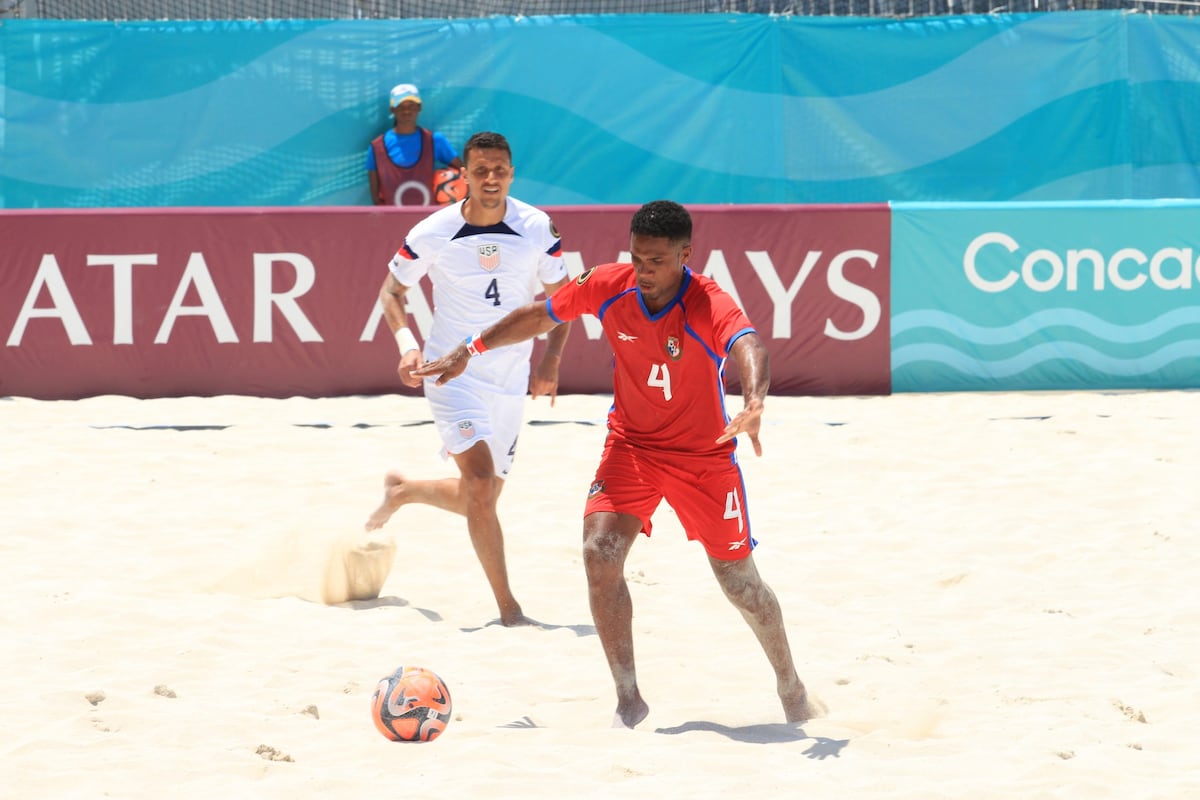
top-left (576, 266), bottom-right (596, 286)
top-left (890, 205), bottom-right (1200, 392)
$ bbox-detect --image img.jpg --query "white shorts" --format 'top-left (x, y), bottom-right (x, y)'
top-left (424, 378), bottom-right (526, 479)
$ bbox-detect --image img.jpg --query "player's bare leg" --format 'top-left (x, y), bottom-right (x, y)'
top-left (583, 512), bottom-right (649, 728)
top-left (453, 444), bottom-right (528, 627)
top-left (709, 553), bottom-right (821, 723)
top-left (365, 471), bottom-right (465, 531)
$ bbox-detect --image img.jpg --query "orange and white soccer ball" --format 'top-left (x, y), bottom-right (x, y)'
top-left (370, 665), bottom-right (452, 742)
top-left (432, 167), bottom-right (468, 205)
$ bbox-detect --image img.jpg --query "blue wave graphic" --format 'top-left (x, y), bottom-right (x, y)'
top-left (453, 15), bottom-right (1130, 182)
top-left (2, 22), bottom-right (444, 187)
top-left (0, 19), bottom-right (325, 101)
top-left (892, 340), bottom-right (1200, 378)
top-left (893, 307), bottom-right (1200, 345)
top-left (4, 13), bottom-right (1200, 208)
top-left (779, 15), bottom-right (1122, 181)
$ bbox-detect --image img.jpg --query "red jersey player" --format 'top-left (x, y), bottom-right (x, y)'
top-left (414, 200), bottom-right (819, 729)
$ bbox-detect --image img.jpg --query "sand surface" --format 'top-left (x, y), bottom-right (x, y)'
top-left (2, 390), bottom-right (1197, 799)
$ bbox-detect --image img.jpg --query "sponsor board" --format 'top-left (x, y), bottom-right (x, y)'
top-left (0, 205), bottom-right (891, 399)
top-left (892, 201), bottom-right (1200, 391)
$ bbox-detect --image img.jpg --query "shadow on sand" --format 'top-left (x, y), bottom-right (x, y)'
top-left (655, 720), bottom-right (849, 757)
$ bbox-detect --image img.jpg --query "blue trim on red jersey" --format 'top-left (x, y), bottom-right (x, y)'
top-left (638, 267), bottom-right (693, 321)
top-left (597, 286), bottom-right (637, 321)
top-left (680, 313), bottom-right (732, 430)
top-left (726, 327), bottom-right (756, 354)
top-left (683, 318), bottom-right (721, 363)
top-left (735, 461), bottom-right (758, 550)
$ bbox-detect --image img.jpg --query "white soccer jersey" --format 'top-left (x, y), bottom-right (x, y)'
top-left (388, 196), bottom-right (567, 395)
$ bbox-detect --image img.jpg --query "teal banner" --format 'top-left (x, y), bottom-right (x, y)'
top-left (3, 12), bottom-right (1200, 209)
top-left (891, 201), bottom-right (1200, 391)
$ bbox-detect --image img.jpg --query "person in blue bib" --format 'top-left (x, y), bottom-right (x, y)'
top-left (367, 83), bottom-right (463, 206)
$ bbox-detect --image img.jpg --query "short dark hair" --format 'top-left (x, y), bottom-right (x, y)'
top-left (630, 200), bottom-right (692, 244)
top-left (463, 131), bottom-right (512, 164)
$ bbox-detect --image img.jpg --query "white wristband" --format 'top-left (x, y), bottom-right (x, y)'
top-left (394, 327), bottom-right (420, 355)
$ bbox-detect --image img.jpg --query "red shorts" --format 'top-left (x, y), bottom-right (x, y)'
top-left (584, 435), bottom-right (757, 560)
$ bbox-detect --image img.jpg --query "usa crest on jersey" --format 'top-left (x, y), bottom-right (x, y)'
top-left (478, 244), bottom-right (500, 271)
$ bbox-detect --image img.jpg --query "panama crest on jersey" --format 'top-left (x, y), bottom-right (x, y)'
top-left (478, 244), bottom-right (500, 271)
top-left (665, 335), bottom-right (682, 360)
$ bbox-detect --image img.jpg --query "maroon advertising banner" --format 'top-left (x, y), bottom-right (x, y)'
top-left (0, 205), bottom-right (890, 400)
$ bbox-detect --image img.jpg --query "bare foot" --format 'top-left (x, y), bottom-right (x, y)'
top-left (498, 603), bottom-right (531, 627)
top-left (612, 696), bottom-right (650, 729)
top-left (365, 471), bottom-right (407, 531)
top-left (781, 679), bottom-right (826, 723)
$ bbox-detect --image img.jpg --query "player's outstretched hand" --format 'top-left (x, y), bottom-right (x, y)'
top-left (529, 353), bottom-right (561, 406)
top-left (411, 346), bottom-right (470, 386)
top-left (715, 399), bottom-right (764, 456)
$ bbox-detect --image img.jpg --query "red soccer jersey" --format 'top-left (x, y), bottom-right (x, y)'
top-left (548, 263), bottom-right (756, 457)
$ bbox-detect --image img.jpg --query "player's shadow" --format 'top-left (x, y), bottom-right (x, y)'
top-left (655, 720), bottom-right (849, 757)
top-left (332, 599), bottom-right (594, 633)
top-left (90, 424), bottom-right (231, 431)
top-left (337, 596), bottom-right (443, 622)
top-left (460, 619), bottom-right (596, 636)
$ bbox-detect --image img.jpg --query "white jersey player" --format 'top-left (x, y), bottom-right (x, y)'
top-left (388, 194), bottom-right (567, 398)
top-left (366, 131), bottom-right (572, 627)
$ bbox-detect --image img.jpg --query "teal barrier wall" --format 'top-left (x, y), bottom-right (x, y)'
top-left (3, 12), bottom-right (1200, 209)
top-left (892, 200), bottom-right (1200, 391)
